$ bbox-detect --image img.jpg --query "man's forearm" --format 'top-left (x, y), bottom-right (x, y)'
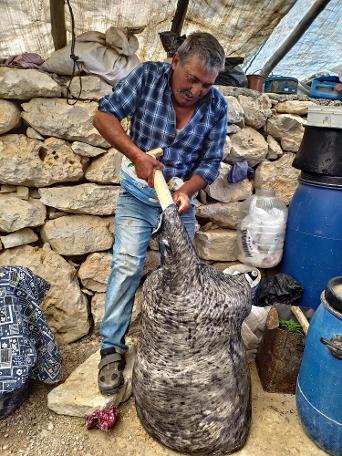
top-left (93, 111), bottom-right (142, 162)
top-left (180, 175), bottom-right (207, 198)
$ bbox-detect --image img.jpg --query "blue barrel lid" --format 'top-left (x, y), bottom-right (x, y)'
top-left (325, 276), bottom-right (342, 313)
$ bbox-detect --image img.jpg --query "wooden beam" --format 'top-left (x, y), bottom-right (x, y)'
top-left (259, 0), bottom-right (331, 78)
top-left (50, 0), bottom-right (67, 50)
top-left (171, 0), bottom-right (190, 36)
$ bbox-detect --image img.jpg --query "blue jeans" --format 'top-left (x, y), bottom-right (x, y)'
top-left (100, 189), bottom-right (196, 352)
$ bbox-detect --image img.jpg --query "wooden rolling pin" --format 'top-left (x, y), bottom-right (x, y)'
top-left (147, 148), bottom-right (174, 210)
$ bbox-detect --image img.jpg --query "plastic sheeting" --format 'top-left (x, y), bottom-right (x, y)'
top-left (0, 0), bottom-right (295, 63)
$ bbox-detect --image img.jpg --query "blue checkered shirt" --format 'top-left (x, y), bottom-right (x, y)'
top-left (98, 62), bottom-right (228, 185)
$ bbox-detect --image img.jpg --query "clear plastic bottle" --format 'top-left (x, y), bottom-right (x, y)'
top-left (237, 189), bottom-right (288, 268)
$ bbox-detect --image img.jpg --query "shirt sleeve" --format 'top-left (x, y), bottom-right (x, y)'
top-left (193, 102), bottom-right (228, 185)
top-left (98, 63), bottom-right (146, 120)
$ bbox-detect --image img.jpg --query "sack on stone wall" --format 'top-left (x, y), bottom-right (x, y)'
top-left (42, 27), bottom-right (140, 86)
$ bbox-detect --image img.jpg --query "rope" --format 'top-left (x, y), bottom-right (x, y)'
top-left (65, 0), bottom-right (82, 105)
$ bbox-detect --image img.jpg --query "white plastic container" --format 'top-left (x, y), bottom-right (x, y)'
top-left (307, 106), bottom-right (342, 130)
top-left (237, 189), bottom-right (288, 268)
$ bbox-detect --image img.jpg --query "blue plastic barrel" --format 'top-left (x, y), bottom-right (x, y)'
top-left (282, 174), bottom-right (342, 308)
top-left (296, 278), bottom-right (342, 456)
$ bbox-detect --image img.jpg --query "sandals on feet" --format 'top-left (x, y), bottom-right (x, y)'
top-left (98, 351), bottom-right (126, 396)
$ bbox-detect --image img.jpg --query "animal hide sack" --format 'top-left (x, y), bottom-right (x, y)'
top-left (132, 205), bottom-right (252, 455)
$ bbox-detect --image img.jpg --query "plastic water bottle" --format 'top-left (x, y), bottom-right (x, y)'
top-left (237, 189), bottom-right (288, 268)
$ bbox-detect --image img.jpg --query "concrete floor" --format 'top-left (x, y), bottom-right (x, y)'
top-left (89, 364), bottom-right (327, 456)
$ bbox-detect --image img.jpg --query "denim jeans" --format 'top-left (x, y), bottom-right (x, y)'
top-left (100, 189), bottom-right (196, 352)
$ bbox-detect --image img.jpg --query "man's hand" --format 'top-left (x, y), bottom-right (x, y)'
top-left (172, 189), bottom-right (191, 214)
top-left (134, 153), bottom-right (164, 188)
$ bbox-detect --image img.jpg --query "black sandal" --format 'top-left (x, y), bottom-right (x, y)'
top-left (98, 351), bottom-right (126, 396)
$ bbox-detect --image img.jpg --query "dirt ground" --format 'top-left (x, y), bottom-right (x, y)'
top-left (0, 334), bottom-right (326, 456)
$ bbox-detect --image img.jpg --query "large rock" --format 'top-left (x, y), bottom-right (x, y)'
top-left (223, 136), bottom-right (232, 161)
top-left (0, 195), bottom-right (46, 233)
top-left (39, 183), bottom-right (121, 216)
top-left (267, 135), bottom-right (283, 160)
top-left (267, 114), bottom-right (306, 152)
top-left (21, 98), bottom-right (109, 147)
top-left (238, 94), bottom-right (272, 129)
top-left (275, 100), bottom-right (316, 115)
top-left (0, 135), bottom-right (84, 187)
top-left (205, 162), bottom-right (253, 203)
top-left (0, 100), bottom-right (21, 134)
top-left (62, 75), bottom-right (112, 101)
top-left (0, 228), bottom-right (38, 248)
top-left (85, 148), bottom-right (122, 184)
top-left (91, 288), bottom-right (142, 334)
top-left (225, 96), bottom-right (244, 125)
top-left (229, 127), bottom-right (268, 166)
top-left (0, 68), bottom-right (62, 100)
top-left (0, 244), bottom-right (90, 343)
top-left (41, 215), bottom-right (114, 256)
top-left (196, 201), bottom-right (244, 229)
top-left (78, 252), bottom-right (112, 292)
top-left (71, 141), bottom-right (106, 158)
top-left (254, 153), bottom-right (300, 205)
top-left (47, 338), bottom-right (136, 417)
top-left (195, 229), bottom-right (238, 261)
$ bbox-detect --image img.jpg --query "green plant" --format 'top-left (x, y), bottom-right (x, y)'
top-left (279, 319), bottom-right (304, 335)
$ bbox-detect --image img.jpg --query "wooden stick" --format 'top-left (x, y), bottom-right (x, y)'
top-left (154, 170), bottom-right (174, 210)
top-left (291, 306), bottom-right (309, 335)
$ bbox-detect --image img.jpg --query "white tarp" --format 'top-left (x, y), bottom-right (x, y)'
top-left (0, 0), bottom-right (295, 63)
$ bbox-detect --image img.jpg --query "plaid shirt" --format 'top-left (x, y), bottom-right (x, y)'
top-left (98, 62), bottom-right (228, 185)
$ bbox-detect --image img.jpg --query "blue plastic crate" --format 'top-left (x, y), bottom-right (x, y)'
top-left (310, 76), bottom-right (342, 100)
top-left (264, 75), bottom-right (298, 94)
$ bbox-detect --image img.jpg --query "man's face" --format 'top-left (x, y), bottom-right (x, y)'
top-left (171, 53), bottom-right (219, 107)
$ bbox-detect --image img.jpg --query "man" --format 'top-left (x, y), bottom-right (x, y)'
top-left (94, 32), bottom-right (228, 395)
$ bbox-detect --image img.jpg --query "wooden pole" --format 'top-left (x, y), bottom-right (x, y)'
top-left (50, 0), bottom-right (67, 50)
top-left (171, 0), bottom-right (190, 36)
top-left (291, 306), bottom-right (309, 335)
top-left (259, 0), bottom-right (331, 78)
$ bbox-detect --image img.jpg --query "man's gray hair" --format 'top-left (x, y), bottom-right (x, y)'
top-left (177, 32), bottom-right (225, 73)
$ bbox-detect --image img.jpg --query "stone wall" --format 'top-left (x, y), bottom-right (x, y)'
top-left (0, 67), bottom-right (333, 344)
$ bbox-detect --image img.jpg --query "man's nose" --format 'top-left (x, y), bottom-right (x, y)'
top-left (190, 83), bottom-right (203, 98)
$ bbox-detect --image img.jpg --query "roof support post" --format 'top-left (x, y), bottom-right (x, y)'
top-left (259, 0), bottom-right (331, 78)
top-left (50, 0), bottom-right (67, 50)
top-left (171, 0), bottom-right (190, 36)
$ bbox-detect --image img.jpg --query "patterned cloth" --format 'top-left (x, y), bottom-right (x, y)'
top-left (99, 62), bottom-right (228, 186)
top-left (0, 266), bottom-right (62, 394)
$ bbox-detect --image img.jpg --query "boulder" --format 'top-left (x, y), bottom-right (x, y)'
top-left (196, 201), bottom-right (244, 229)
top-left (85, 148), bottom-right (122, 184)
top-left (0, 135), bottom-right (84, 187)
top-left (41, 215), bottom-right (114, 256)
top-left (21, 98), bottom-right (109, 147)
top-left (275, 100), bottom-right (316, 115)
top-left (26, 127), bottom-right (44, 140)
top-left (0, 195), bottom-right (46, 233)
top-left (267, 114), bottom-right (306, 153)
top-left (0, 68), bottom-right (61, 100)
top-left (229, 127), bottom-right (268, 166)
top-left (254, 153), bottom-right (300, 205)
top-left (0, 100), bottom-right (21, 134)
top-left (61, 75), bottom-right (112, 101)
top-left (238, 94), bottom-right (272, 129)
top-left (47, 338), bottom-right (136, 417)
top-left (78, 252), bottom-right (112, 292)
top-left (39, 183), bottom-right (121, 216)
top-left (266, 135), bottom-right (283, 160)
top-left (71, 141), bottom-right (106, 158)
top-left (0, 228), bottom-right (38, 248)
top-left (227, 124), bottom-right (241, 135)
top-left (0, 244), bottom-right (90, 343)
top-left (195, 229), bottom-right (238, 261)
top-left (225, 96), bottom-right (244, 125)
top-left (223, 136), bottom-right (232, 161)
top-left (205, 163), bottom-right (253, 203)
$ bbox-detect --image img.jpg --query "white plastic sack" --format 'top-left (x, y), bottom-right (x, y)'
top-left (41, 26), bottom-right (140, 85)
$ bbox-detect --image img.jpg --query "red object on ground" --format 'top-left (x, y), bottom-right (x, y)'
top-left (85, 407), bottom-right (120, 431)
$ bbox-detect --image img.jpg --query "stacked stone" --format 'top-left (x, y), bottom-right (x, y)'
top-left (0, 67), bottom-right (334, 345)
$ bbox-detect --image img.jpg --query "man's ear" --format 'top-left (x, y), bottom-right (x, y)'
top-left (172, 53), bottom-right (180, 70)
